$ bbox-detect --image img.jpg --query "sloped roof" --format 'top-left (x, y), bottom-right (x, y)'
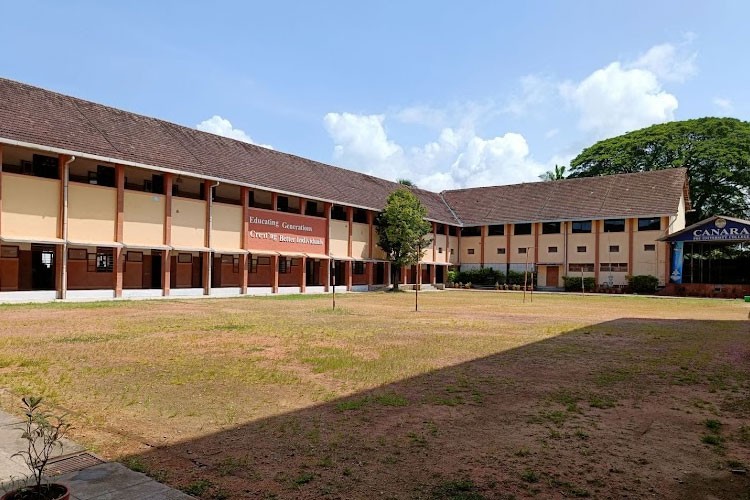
top-left (0, 78), bottom-right (688, 227)
top-left (0, 78), bottom-right (459, 224)
top-left (442, 168), bottom-right (689, 225)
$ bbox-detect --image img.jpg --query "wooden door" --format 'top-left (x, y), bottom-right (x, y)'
top-left (546, 266), bottom-right (559, 287)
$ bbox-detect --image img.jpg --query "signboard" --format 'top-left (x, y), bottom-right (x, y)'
top-left (247, 208), bottom-right (327, 253)
top-left (670, 241), bottom-right (683, 284)
top-left (669, 217), bottom-right (750, 243)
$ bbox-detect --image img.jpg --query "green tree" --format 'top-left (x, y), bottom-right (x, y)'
top-left (568, 117), bottom-right (750, 223)
top-left (375, 189), bottom-right (433, 290)
top-left (397, 178), bottom-right (415, 187)
top-left (538, 164), bottom-right (567, 181)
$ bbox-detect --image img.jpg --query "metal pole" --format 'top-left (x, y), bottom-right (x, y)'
top-left (416, 261), bottom-right (420, 312)
top-left (331, 258), bottom-right (336, 311)
top-left (523, 247), bottom-right (529, 303)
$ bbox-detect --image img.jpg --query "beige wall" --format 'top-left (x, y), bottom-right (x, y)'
top-left (434, 233), bottom-right (448, 264)
top-left (537, 233), bottom-right (565, 264)
top-left (460, 236), bottom-right (481, 264)
top-left (509, 234), bottom-right (534, 263)
top-left (329, 220), bottom-right (348, 257)
top-left (68, 184), bottom-right (116, 243)
top-left (483, 235), bottom-right (507, 268)
top-left (633, 219), bottom-right (665, 280)
top-left (1, 174), bottom-right (60, 239)
top-left (211, 202), bottom-right (243, 250)
top-left (371, 225), bottom-right (387, 259)
top-left (567, 230), bottom-right (594, 264)
top-left (351, 222), bottom-right (369, 259)
top-left (448, 236), bottom-right (459, 264)
top-left (172, 198), bottom-right (207, 248)
top-left (123, 191), bottom-right (165, 246)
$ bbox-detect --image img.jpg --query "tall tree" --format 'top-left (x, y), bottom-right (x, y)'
top-left (539, 164), bottom-right (567, 181)
top-left (568, 117), bottom-right (750, 223)
top-left (375, 189), bottom-right (433, 290)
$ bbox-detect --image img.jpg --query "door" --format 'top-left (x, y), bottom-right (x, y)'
top-left (546, 266), bottom-right (559, 287)
top-left (31, 245), bottom-right (55, 290)
top-left (150, 254), bottom-right (162, 289)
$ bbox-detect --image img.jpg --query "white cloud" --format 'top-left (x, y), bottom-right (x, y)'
top-left (560, 40), bottom-right (696, 139)
top-left (629, 43), bottom-right (697, 83)
top-left (196, 115), bottom-right (273, 149)
top-left (504, 74), bottom-right (555, 116)
top-left (713, 97), bottom-right (733, 113)
top-left (393, 105), bottom-right (447, 128)
top-left (560, 62), bottom-right (679, 139)
top-left (323, 112), bottom-right (545, 191)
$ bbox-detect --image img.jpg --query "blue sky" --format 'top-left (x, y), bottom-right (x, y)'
top-left (3, 1), bottom-right (748, 191)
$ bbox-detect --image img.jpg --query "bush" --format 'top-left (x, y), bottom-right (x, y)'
top-left (454, 267), bottom-right (505, 286)
top-left (627, 275), bottom-right (659, 294)
top-left (447, 270), bottom-right (458, 284)
top-left (562, 276), bottom-right (596, 292)
top-left (506, 270), bottom-right (526, 286)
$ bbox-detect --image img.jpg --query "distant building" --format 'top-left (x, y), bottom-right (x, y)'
top-left (0, 78), bottom-right (689, 301)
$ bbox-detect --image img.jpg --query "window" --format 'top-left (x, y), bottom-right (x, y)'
top-left (604, 219), bottom-right (626, 232)
top-left (542, 222), bottom-right (561, 234)
top-left (600, 263), bottom-right (628, 272)
top-left (0, 246), bottom-right (19, 259)
top-left (331, 205), bottom-right (347, 221)
top-left (488, 224), bottom-right (505, 236)
top-left (276, 196), bottom-right (289, 212)
top-left (572, 220), bottom-right (592, 233)
top-left (68, 248), bottom-right (87, 261)
top-left (353, 261), bottom-right (365, 275)
top-left (497, 248), bottom-right (506, 255)
top-left (609, 245), bottom-right (620, 253)
top-left (279, 258), bottom-right (291, 273)
top-left (467, 248), bottom-right (475, 255)
top-left (95, 248), bottom-right (114, 273)
top-left (178, 253), bottom-right (192, 264)
top-left (32, 154), bottom-right (59, 179)
top-left (450, 249), bottom-right (455, 255)
top-left (577, 246), bottom-right (587, 253)
top-left (305, 201), bottom-right (318, 216)
top-left (448, 226), bottom-right (458, 237)
top-left (518, 247), bottom-right (527, 254)
top-left (461, 226), bottom-right (481, 237)
top-left (568, 263), bottom-right (594, 273)
top-left (249, 258), bottom-right (259, 273)
top-left (548, 246), bottom-right (558, 253)
top-left (638, 217), bottom-right (661, 231)
top-left (126, 251), bottom-right (143, 262)
top-left (514, 223), bottom-right (532, 235)
top-left (438, 247), bottom-right (443, 254)
top-left (436, 224), bottom-right (446, 233)
top-left (644, 244), bottom-right (656, 252)
top-left (353, 208), bottom-right (368, 224)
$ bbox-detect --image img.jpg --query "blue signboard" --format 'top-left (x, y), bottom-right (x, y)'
top-left (670, 241), bottom-right (683, 284)
top-left (668, 217), bottom-right (750, 243)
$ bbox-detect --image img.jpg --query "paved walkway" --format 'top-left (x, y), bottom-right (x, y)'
top-left (0, 409), bottom-right (192, 499)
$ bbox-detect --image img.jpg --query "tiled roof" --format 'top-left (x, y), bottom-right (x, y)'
top-left (0, 78), bottom-right (687, 226)
top-left (442, 168), bottom-right (689, 225)
top-left (0, 78), bottom-right (460, 224)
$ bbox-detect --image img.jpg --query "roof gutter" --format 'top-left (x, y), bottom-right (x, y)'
top-left (60, 155), bottom-right (75, 300)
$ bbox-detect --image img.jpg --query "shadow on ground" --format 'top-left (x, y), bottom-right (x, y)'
top-left (130, 318), bottom-right (750, 499)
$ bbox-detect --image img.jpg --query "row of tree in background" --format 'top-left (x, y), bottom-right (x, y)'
top-left (538, 117), bottom-right (750, 223)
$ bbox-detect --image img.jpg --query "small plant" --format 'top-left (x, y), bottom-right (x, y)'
top-left (704, 419), bottom-right (722, 432)
top-left (182, 479), bottom-right (213, 496)
top-left (701, 434), bottom-right (724, 446)
top-left (5, 396), bottom-right (72, 500)
top-left (521, 469), bottom-right (539, 483)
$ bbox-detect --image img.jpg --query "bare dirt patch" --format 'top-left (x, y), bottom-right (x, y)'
top-left (0, 292), bottom-right (748, 499)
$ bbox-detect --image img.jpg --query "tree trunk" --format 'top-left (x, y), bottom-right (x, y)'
top-left (391, 265), bottom-right (399, 291)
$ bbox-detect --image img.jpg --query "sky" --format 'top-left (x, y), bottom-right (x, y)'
top-left (3, 1), bottom-right (748, 192)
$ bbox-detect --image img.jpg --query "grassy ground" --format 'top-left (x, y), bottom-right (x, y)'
top-left (0, 291), bottom-right (748, 499)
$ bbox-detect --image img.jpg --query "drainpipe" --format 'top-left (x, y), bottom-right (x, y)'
top-left (61, 156), bottom-right (75, 300)
top-left (206, 181), bottom-right (220, 293)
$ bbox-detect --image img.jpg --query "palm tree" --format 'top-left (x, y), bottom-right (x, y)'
top-left (539, 164), bottom-right (567, 181)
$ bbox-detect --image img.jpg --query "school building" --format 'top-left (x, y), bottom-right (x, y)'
top-left (0, 78), bottom-right (691, 301)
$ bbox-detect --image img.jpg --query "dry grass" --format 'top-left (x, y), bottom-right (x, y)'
top-left (0, 291), bottom-right (748, 499)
